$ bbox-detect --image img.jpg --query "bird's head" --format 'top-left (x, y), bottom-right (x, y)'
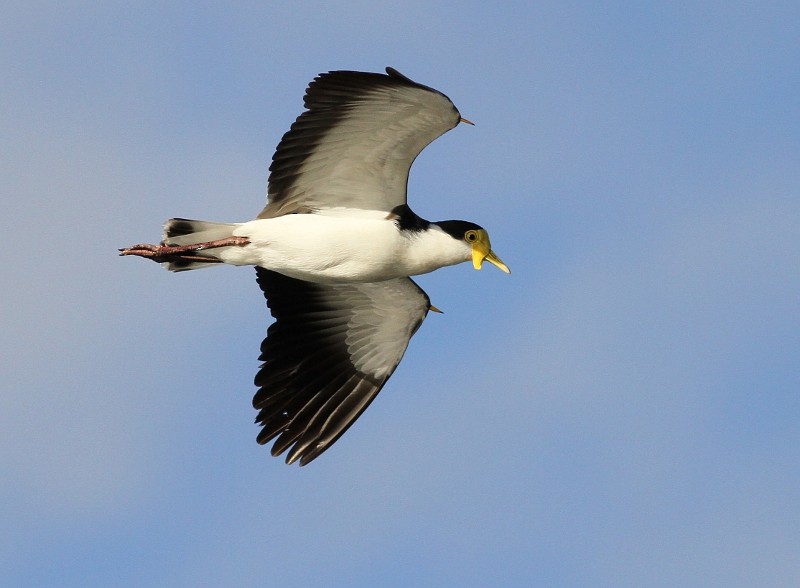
top-left (437, 220), bottom-right (510, 274)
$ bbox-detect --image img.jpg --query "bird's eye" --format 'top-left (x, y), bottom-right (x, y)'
top-left (465, 230), bottom-right (479, 243)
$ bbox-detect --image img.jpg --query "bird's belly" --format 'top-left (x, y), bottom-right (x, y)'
top-left (223, 216), bottom-right (411, 283)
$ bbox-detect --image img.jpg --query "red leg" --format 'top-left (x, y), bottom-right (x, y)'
top-left (119, 236), bottom-right (250, 262)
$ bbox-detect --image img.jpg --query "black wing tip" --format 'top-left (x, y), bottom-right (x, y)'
top-left (256, 426), bottom-right (325, 466)
top-left (308, 66), bottom-right (435, 96)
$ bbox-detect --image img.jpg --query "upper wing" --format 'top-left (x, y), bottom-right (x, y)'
top-left (253, 268), bottom-right (432, 465)
top-left (258, 67), bottom-right (463, 218)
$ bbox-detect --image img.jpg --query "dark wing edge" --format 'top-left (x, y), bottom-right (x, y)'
top-left (253, 268), bottom-right (432, 465)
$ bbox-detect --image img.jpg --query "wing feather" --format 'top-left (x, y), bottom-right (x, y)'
top-left (253, 268), bottom-right (432, 465)
top-left (258, 67), bottom-right (463, 218)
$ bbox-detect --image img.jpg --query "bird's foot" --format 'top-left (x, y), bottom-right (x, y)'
top-left (119, 237), bottom-right (251, 263)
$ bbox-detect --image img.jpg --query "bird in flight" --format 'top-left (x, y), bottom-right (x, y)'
top-left (121, 67), bottom-right (509, 465)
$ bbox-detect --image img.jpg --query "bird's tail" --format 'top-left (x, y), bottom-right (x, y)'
top-left (161, 218), bottom-right (238, 272)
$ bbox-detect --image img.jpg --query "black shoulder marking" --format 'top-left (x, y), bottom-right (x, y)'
top-left (390, 204), bottom-right (430, 232)
top-left (435, 219), bottom-right (484, 240)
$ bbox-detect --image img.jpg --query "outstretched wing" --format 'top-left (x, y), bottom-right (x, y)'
top-left (253, 268), bottom-right (432, 465)
top-left (258, 67), bottom-right (463, 218)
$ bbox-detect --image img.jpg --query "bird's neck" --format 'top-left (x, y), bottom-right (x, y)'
top-left (401, 224), bottom-right (470, 276)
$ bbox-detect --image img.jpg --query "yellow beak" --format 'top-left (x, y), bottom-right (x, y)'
top-left (471, 231), bottom-right (511, 273)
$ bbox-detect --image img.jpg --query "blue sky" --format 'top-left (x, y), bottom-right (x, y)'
top-left (3, 2), bottom-right (799, 586)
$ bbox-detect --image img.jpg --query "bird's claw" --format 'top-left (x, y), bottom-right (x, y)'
top-left (119, 243), bottom-right (167, 259)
